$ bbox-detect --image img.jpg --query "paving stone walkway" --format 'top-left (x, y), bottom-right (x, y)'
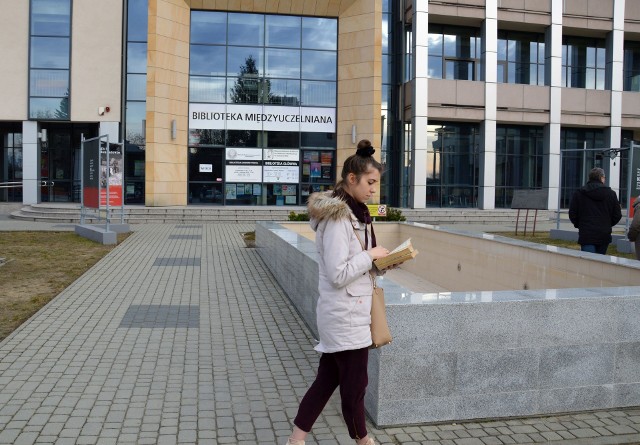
top-left (0, 222), bottom-right (639, 445)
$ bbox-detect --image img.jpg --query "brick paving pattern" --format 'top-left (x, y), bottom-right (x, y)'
top-left (0, 223), bottom-right (638, 445)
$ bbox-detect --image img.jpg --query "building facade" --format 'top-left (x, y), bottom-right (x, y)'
top-left (1, 0), bottom-right (639, 210)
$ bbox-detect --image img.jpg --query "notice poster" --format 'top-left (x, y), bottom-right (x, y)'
top-left (281, 185), bottom-right (296, 195)
top-left (252, 184), bottom-right (261, 196)
top-left (225, 147), bottom-right (262, 182)
top-left (99, 142), bottom-right (123, 207)
top-left (263, 163), bottom-right (299, 183)
top-left (310, 163), bottom-right (321, 178)
top-left (225, 184), bottom-right (237, 199)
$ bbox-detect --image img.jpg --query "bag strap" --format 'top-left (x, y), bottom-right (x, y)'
top-left (352, 225), bottom-right (377, 288)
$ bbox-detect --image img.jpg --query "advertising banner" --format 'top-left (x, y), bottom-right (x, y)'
top-left (82, 138), bottom-right (101, 209)
top-left (100, 142), bottom-right (123, 207)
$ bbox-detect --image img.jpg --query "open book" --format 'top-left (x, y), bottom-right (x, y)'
top-left (373, 238), bottom-right (419, 270)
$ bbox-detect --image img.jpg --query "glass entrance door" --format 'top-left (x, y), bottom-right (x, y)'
top-left (41, 129), bottom-right (73, 202)
top-left (40, 124), bottom-right (98, 203)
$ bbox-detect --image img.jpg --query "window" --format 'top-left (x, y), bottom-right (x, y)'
top-left (188, 12), bottom-right (338, 206)
top-left (560, 128), bottom-right (605, 208)
top-left (29, 0), bottom-right (71, 120)
top-left (426, 123), bottom-right (480, 208)
top-left (495, 126), bottom-right (544, 208)
top-left (497, 31), bottom-right (545, 85)
top-left (624, 41), bottom-right (640, 92)
top-left (428, 25), bottom-right (482, 81)
top-left (562, 37), bottom-right (606, 90)
top-left (124, 0), bottom-right (148, 204)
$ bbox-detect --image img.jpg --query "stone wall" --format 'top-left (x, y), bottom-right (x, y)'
top-left (256, 221), bottom-right (640, 426)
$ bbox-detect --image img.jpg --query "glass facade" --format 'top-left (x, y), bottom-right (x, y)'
top-left (497, 31), bottom-right (545, 85)
top-left (0, 125), bottom-right (23, 202)
top-left (124, 0), bottom-right (148, 204)
top-left (624, 41), bottom-right (640, 92)
top-left (559, 127), bottom-right (606, 208)
top-left (562, 37), bottom-right (606, 90)
top-left (428, 25), bottom-right (482, 81)
top-left (426, 123), bottom-right (480, 208)
top-left (495, 126), bottom-right (544, 208)
top-left (29, 0), bottom-right (71, 119)
top-left (380, 0), bottom-right (392, 204)
top-left (188, 11), bottom-right (337, 206)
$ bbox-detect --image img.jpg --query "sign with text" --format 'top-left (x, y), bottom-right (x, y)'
top-left (99, 142), bottom-right (123, 207)
top-left (263, 149), bottom-right (299, 183)
top-left (225, 147), bottom-right (262, 182)
top-left (189, 103), bottom-right (335, 133)
top-left (367, 204), bottom-right (387, 217)
top-left (82, 138), bottom-right (101, 209)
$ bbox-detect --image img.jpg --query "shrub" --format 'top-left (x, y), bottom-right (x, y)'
top-left (288, 211), bottom-right (310, 221)
top-left (379, 207), bottom-right (406, 221)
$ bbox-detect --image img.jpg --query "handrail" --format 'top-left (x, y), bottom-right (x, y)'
top-left (0, 181), bottom-right (22, 189)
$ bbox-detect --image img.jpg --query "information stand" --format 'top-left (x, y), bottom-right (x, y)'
top-left (511, 189), bottom-right (548, 236)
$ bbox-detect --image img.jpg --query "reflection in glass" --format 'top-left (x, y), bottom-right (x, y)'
top-left (266, 15), bottom-right (300, 48)
top-left (266, 132), bottom-right (298, 148)
top-left (301, 132), bottom-right (336, 148)
top-left (228, 55), bottom-right (264, 104)
top-left (30, 97), bottom-right (69, 119)
top-left (228, 13), bottom-right (264, 46)
top-left (265, 48), bottom-right (300, 78)
top-left (301, 51), bottom-right (336, 80)
top-left (31, 37), bottom-right (70, 69)
top-left (127, 42), bottom-right (147, 73)
top-left (227, 47), bottom-right (263, 76)
top-left (382, 14), bottom-right (389, 54)
top-left (126, 74), bottom-right (147, 101)
top-left (302, 18), bottom-right (337, 50)
top-left (127, 0), bottom-right (149, 42)
top-left (301, 81), bottom-right (336, 107)
top-left (31, 0), bottom-right (71, 36)
top-left (125, 101), bottom-right (146, 145)
top-left (190, 45), bottom-right (226, 76)
top-left (191, 11), bottom-right (226, 44)
top-left (30, 70), bottom-right (69, 97)
top-left (624, 41), bottom-right (640, 91)
top-left (267, 79), bottom-right (300, 105)
top-left (190, 77), bottom-right (226, 103)
top-left (226, 130), bottom-right (259, 147)
top-left (189, 129), bottom-right (225, 146)
top-left (495, 126), bottom-right (544, 208)
top-left (426, 123), bottom-right (479, 208)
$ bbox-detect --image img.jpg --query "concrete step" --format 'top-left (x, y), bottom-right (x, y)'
top-left (10, 203), bottom-right (557, 225)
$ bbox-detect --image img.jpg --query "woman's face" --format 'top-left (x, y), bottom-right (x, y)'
top-left (345, 167), bottom-right (381, 203)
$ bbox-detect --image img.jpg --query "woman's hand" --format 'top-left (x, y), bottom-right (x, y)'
top-left (368, 246), bottom-right (390, 260)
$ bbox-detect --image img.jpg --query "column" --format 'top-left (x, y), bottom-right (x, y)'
top-left (410, 1), bottom-right (428, 208)
top-left (606, 0), bottom-right (625, 198)
top-left (22, 121), bottom-right (40, 204)
top-left (544, 0), bottom-right (563, 210)
top-left (480, 0), bottom-right (498, 209)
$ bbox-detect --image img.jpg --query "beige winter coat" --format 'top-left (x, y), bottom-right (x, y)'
top-left (308, 192), bottom-right (377, 353)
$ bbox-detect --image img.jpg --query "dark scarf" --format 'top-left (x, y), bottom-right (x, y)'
top-left (333, 188), bottom-right (377, 248)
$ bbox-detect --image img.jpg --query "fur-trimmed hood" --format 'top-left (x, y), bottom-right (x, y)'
top-left (307, 191), bottom-right (352, 231)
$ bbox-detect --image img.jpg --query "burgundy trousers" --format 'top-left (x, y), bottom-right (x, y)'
top-left (294, 347), bottom-right (369, 439)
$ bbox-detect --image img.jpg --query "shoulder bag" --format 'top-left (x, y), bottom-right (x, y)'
top-left (353, 226), bottom-right (392, 348)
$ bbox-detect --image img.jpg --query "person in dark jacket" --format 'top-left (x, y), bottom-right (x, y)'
top-left (569, 167), bottom-right (622, 254)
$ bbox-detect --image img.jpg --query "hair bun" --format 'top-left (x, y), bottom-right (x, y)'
top-left (356, 139), bottom-right (375, 157)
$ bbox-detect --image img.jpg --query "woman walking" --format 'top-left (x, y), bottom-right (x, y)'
top-left (285, 140), bottom-right (390, 445)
